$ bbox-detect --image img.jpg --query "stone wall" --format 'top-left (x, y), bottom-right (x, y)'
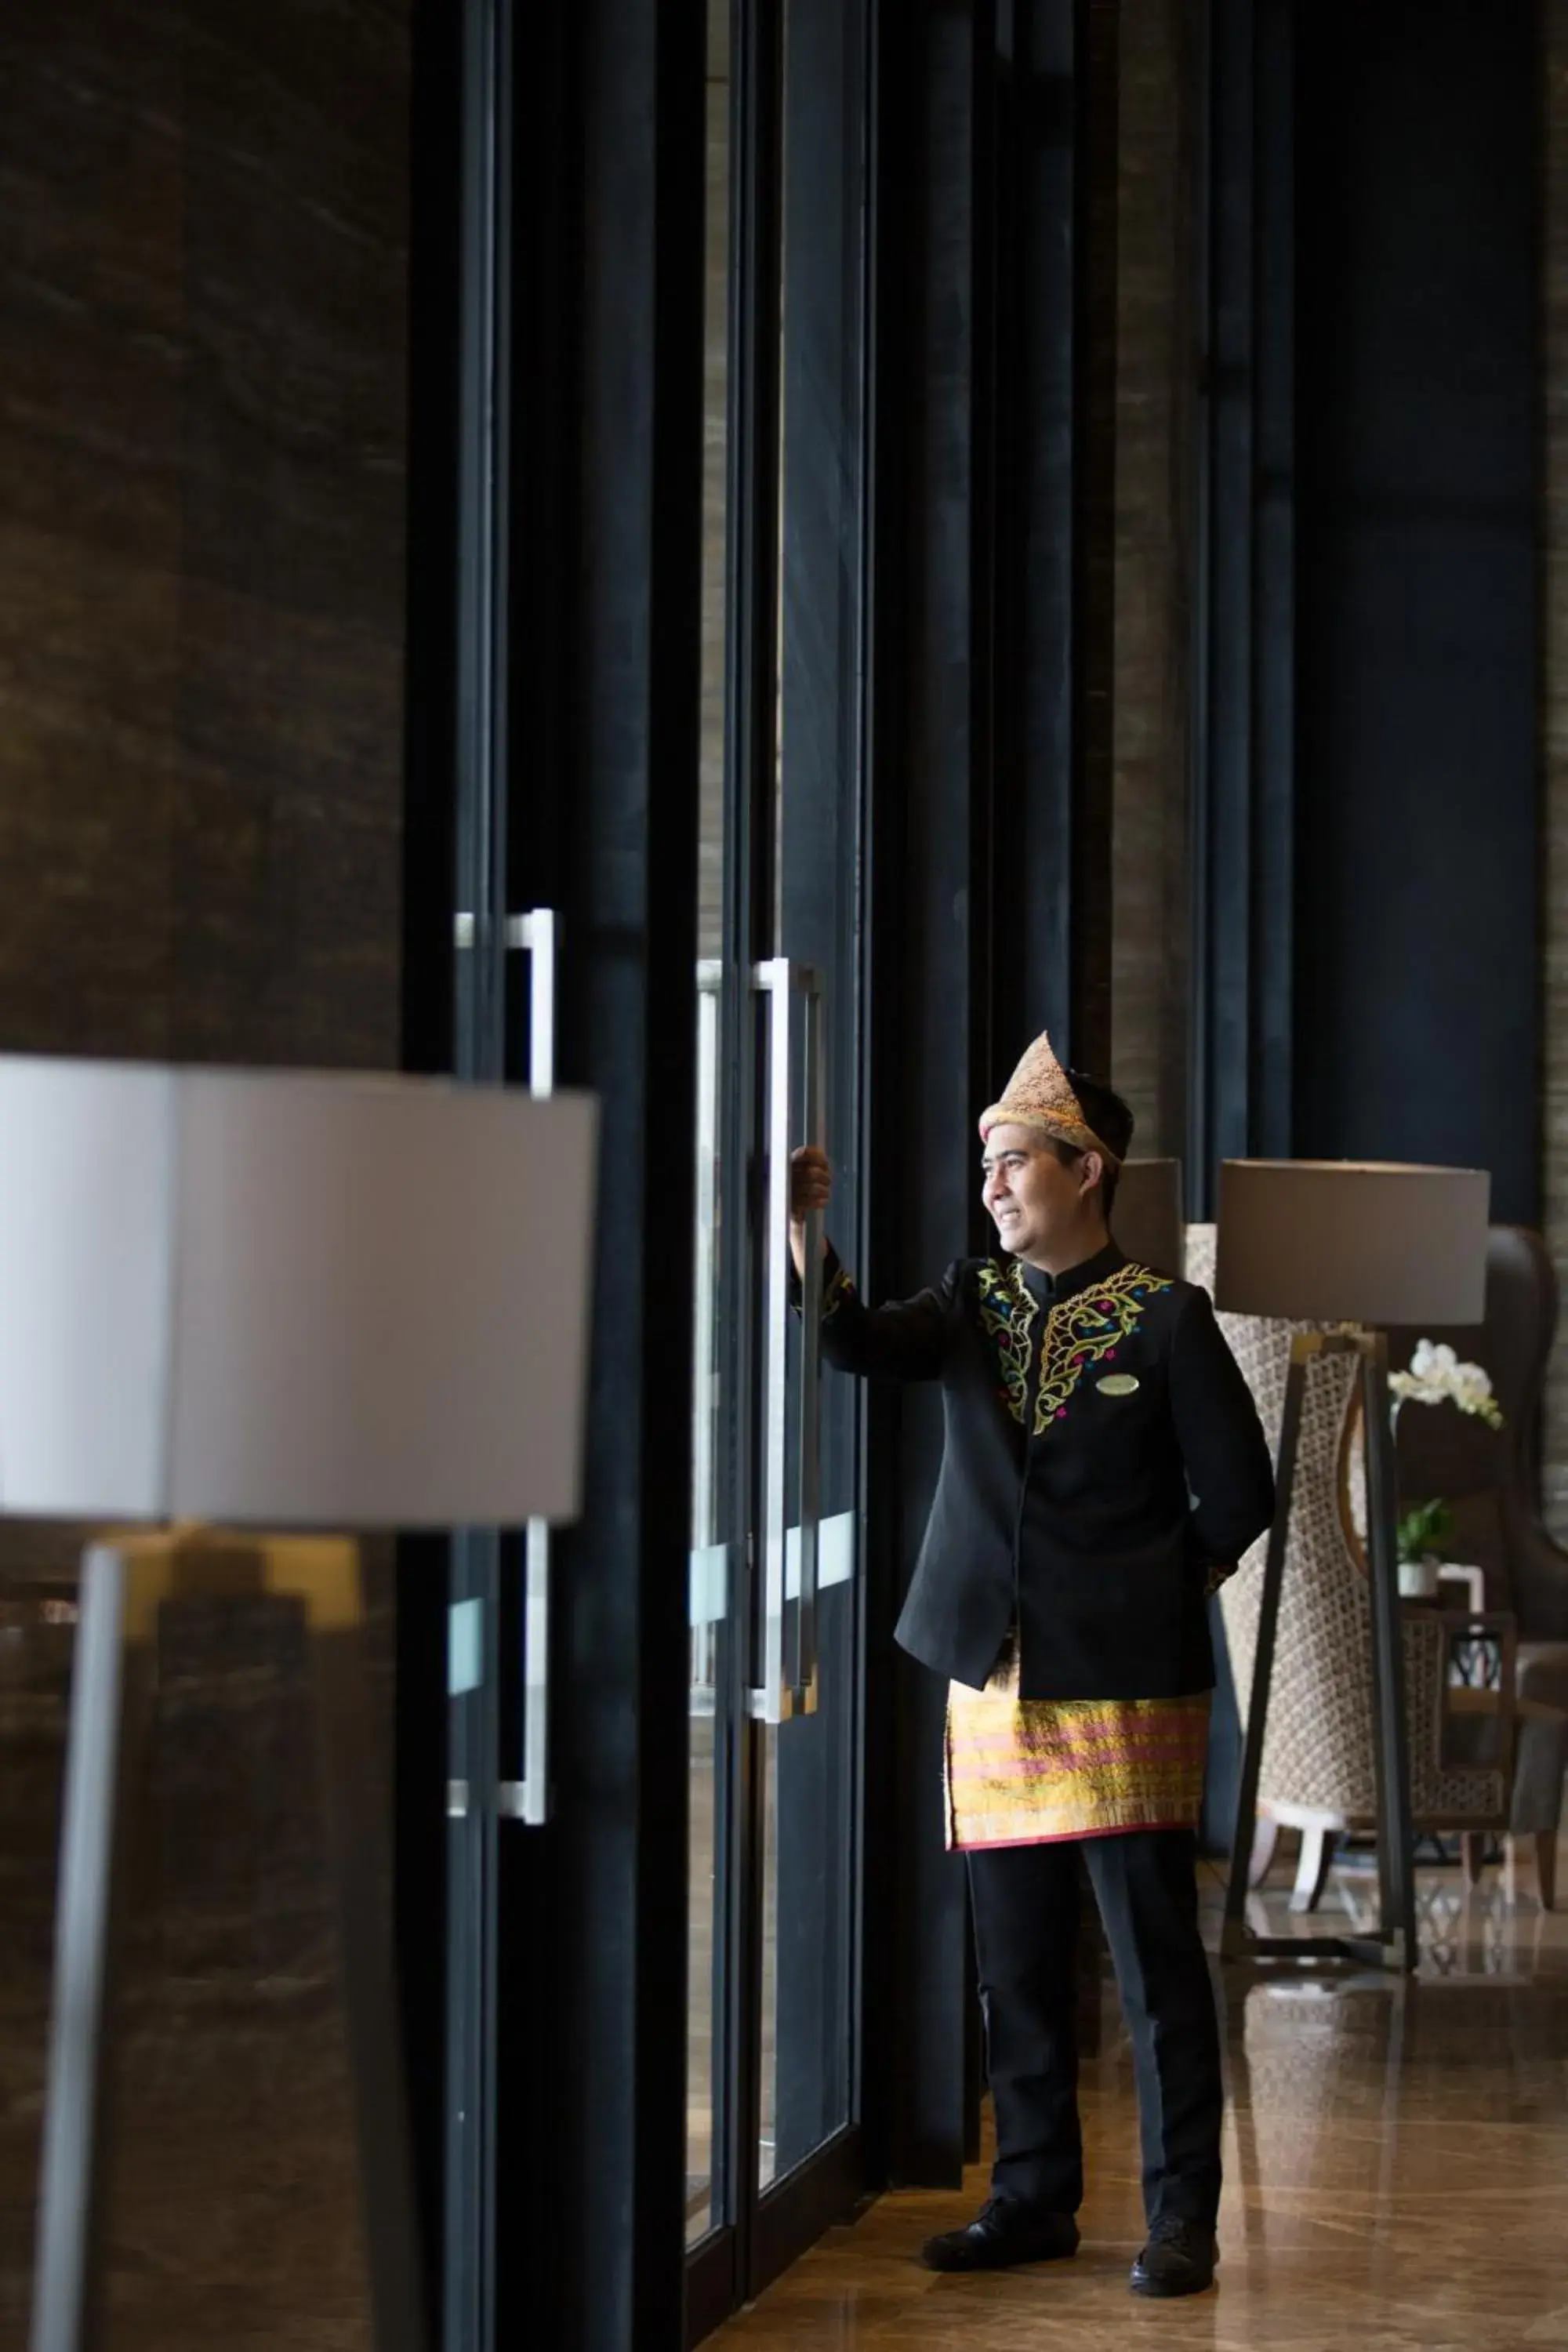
top-left (1110, 0), bottom-right (1201, 1160)
top-left (0, 3), bottom-right (407, 1073)
top-left (0, 8), bottom-right (409, 2342)
top-left (1545, 2), bottom-right (1568, 1536)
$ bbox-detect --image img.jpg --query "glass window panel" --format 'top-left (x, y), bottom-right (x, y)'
top-left (687, 0), bottom-right (735, 2250)
top-left (760, 0), bottom-right (866, 2194)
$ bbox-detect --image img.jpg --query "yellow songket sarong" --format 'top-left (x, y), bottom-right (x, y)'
top-left (944, 1631), bottom-right (1210, 1850)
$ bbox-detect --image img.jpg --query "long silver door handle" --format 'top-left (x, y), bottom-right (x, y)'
top-left (748, 960), bottom-right (823, 1725)
top-left (517, 909), bottom-right (556, 1824)
top-left (692, 962), bottom-right (724, 1556)
top-left (457, 908), bottom-right (560, 1825)
top-left (794, 979), bottom-right (826, 1712)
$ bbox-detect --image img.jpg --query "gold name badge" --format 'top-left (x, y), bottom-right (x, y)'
top-left (1097, 1373), bottom-right (1140, 1397)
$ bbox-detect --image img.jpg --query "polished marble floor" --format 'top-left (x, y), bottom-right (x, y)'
top-left (709, 1846), bottom-right (1568, 2351)
top-left (5, 1570), bottom-right (1567, 2350)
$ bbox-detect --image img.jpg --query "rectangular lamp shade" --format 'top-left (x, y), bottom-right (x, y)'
top-left (0, 1058), bottom-right (598, 1527)
top-left (1111, 1159), bottom-right (1185, 1281)
top-left (1215, 1159), bottom-right (1490, 1327)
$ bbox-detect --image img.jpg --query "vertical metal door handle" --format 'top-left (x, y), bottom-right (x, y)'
top-left (516, 910), bottom-right (557, 1824)
top-left (749, 960), bottom-right (824, 1725)
top-left (794, 981), bottom-right (826, 1713)
top-left (457, 907), bottom-right (561, 1826)
top-left (691, 964), bottom-right (725, 1700)
top-left (512, 909), bottom-right (557, 1095)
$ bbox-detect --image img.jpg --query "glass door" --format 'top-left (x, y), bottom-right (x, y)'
top-left (687, 0), bottom-right (869, 2331)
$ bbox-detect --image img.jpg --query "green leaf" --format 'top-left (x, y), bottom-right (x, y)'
top-left (1396, 1497), bottom-right (1455, 1566)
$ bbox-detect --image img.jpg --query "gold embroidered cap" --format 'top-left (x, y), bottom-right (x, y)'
top-left (978, 1029), bottom-right (1123, 1163)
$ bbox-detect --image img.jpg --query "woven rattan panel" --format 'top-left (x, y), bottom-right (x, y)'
top-left (1186, 1225), bottom-right (1504, 1825)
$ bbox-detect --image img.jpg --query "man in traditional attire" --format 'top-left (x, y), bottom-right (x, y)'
top-left (789, 1033), bottom-right (1274, 2299)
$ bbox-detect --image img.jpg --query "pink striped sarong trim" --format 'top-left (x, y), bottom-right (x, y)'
top-left (946, 1726), bottom-right (1207, 1769)
top-left (943, 1684), bottom-right (1210, 1852)
top-left (957, 1818), bottom-right (1190, 1853)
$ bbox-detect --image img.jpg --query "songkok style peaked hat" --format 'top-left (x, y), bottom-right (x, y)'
top-left (978, 1029), bottom-right (1125, 1164)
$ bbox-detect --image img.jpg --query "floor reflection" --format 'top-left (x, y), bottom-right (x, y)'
top-left (1243, 1847), bottom-right (1567, 1983)
top-left (711, 1842), bottom-right (1568, 2349)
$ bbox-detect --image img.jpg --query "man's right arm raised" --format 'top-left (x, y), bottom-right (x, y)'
top-left (789, 1145), bottom-right (953, 1381)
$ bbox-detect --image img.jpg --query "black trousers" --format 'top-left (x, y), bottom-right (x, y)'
top-left (967, 1828), bottom-right (1223, 2228)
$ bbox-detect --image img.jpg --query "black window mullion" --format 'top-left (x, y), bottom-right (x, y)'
top-left (543, 5), bottom-right (708, 2347)
top-left (445, 3), bottom-right (515, 2350)
top-left (717, 0), bottom-right (786, 2303)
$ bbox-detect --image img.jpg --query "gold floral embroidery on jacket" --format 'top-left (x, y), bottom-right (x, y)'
top-left (976, 1261), bottom-right (1039, 1426)
top-left (1034, 1264), bottom-right (1173, 1437)
top-left (822, 1265), bottom-right (855, 1325)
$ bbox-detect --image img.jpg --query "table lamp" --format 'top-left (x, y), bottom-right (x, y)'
top-left (1111, 1157), bottom-right (1185, 1281)
top-left (0, 1057), bottom-right (598, 2352)
top-left (1214, 1157), bottom-right (1490, 1971)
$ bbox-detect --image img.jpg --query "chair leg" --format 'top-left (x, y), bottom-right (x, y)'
top-left (1290, 1825), bottom-right (1336, 1913)
top-left (1537, 1831), bottom-right (1558, 1914)
top-left (1503, 1838), bottom-right (1519, 1906)
top-left (1248, 1816), bottom-right (1280, 1889)
top-left (1461, 1831), bottom-right (1487, 1892)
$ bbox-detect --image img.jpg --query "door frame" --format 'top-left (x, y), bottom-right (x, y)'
top-left (681, 0), bottom-right (880, 2335)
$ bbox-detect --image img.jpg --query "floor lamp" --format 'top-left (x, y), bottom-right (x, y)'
top-left (0, 1058), bottom-right (598, 2352)
top-left (1214, 1158), bottom-right (1490, 1973)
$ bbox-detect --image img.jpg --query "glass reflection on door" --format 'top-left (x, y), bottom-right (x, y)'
top-left (688, 957), bottom-right (727, 2245)
top-left (687, 0), bottom-right (867, 2313)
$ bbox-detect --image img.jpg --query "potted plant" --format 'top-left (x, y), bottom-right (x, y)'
top-left (1395, 1497), bottom-right (1456, 1601)
top-left (1388, 1341), bottom-right (1503, 1600)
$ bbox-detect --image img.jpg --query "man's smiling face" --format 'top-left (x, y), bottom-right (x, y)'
top-left (981, 1122), bottom-right (1105, 1264)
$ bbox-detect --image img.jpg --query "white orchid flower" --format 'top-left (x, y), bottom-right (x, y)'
top-left (1392, 1341), bottom-right (1504, 1429)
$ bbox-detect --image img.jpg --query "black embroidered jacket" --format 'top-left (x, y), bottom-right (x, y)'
top-left (812, 1240), bottom-right (1274, 1702)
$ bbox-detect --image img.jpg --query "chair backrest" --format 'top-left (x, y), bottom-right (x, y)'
top-left (1188, 1221), bottom-right (1512, 1826)
top-left (1385, 1225), bottom-right (1557, 1612)
top-left (1187, 1224), bottom-right (1378, 1815)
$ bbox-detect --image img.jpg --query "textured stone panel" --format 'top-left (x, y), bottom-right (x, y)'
top-left (1546, 4), bottom-right (1568, 1537)
top-left (0, 5), bottom-right (409, 2343)
top-left (0, 0), bottom-right (407, 1073)
top-left (1111, 0), bottom-right (1199, 1158)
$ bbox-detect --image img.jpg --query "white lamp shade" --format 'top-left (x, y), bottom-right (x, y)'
top-left (1111, 1159), bottom-right (1185, 1280)
top-left (1215, 1158), bottom-right (1490, 1327)
top-left (0, 1058), bottom-right (599, 1527)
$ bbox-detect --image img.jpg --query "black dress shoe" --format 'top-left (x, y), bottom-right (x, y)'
top-left (920, 2198), bottom-right (1080, 2274)
top-left (1129, 2216), bottom-right (1218, 2297)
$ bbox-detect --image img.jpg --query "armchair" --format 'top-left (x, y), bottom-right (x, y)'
top-left (1388, 1225), bottom-right (1568, 1705)
top-left (1187, 1226), bottom-right (1565, 1912)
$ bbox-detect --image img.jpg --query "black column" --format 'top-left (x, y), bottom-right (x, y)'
top-left (470, 7), bottom-right (706, 2347)
top-left (860, 0), bottom-right (995, 2194)
top-left (553, 9), bottom-right (706, 2343)
top-left (860, 0), bottom-right (1121, 2192)
top-left (395, 2), bottom-right (470, 2332)
top-left (1293, 0), bottom-right (1541, 1221)
top-left (1187, 0), bottom-right (1298, 1852)
top-left (988, 0), bottom-right (1120, 1076)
